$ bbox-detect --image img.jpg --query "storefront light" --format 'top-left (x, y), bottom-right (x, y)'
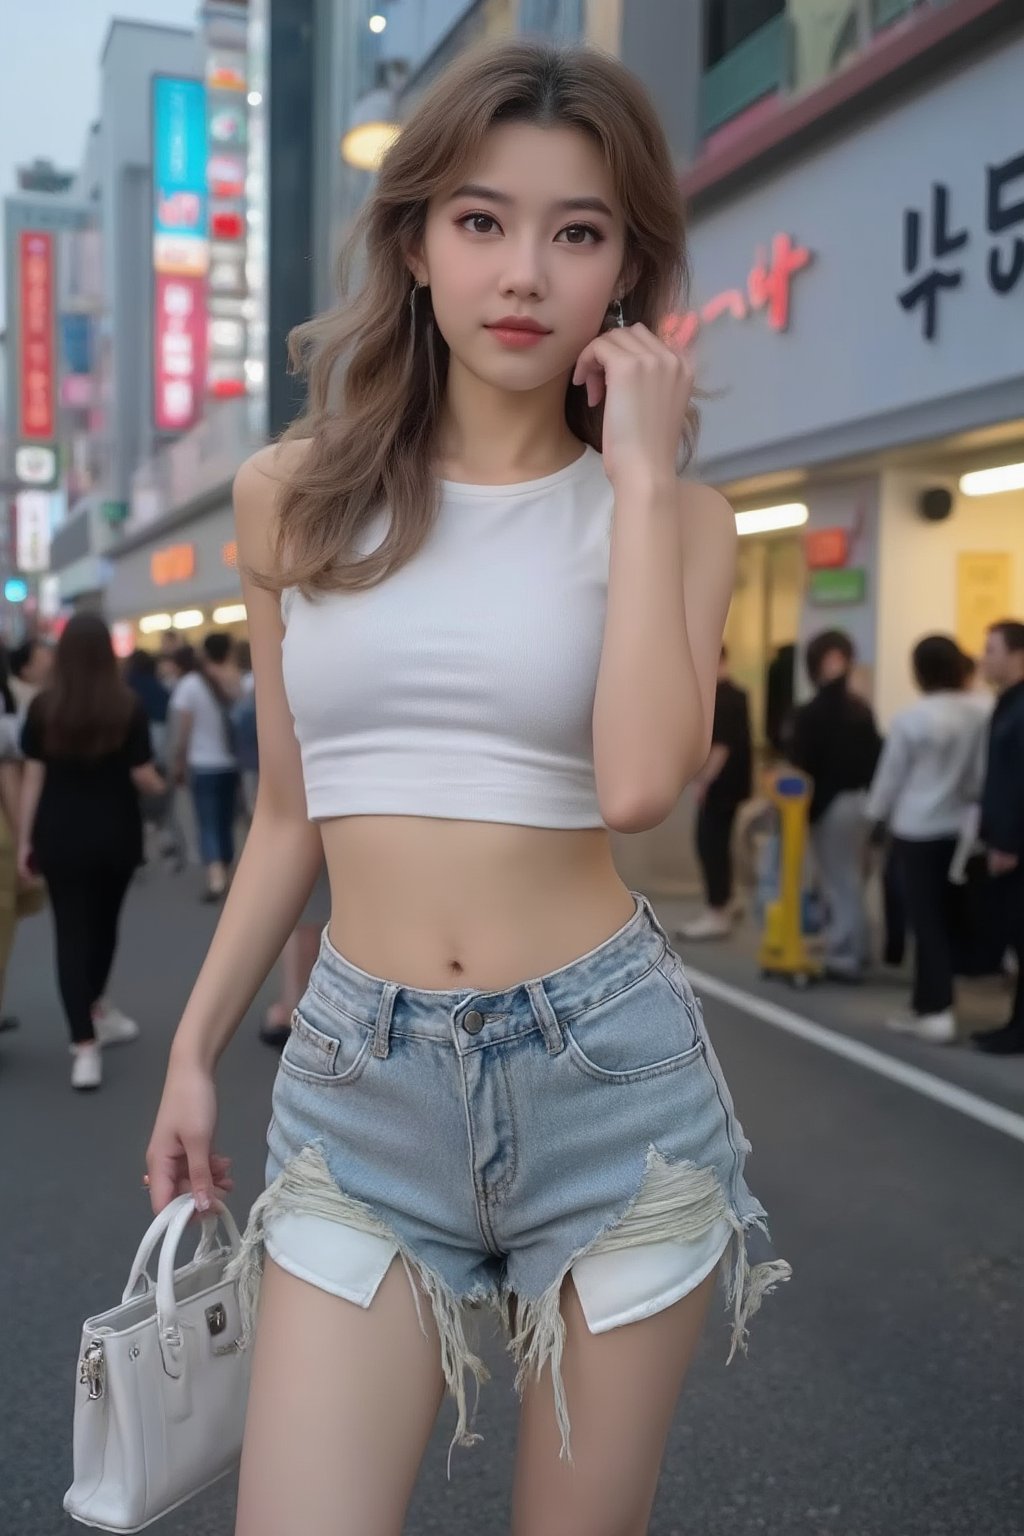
top-left (958, 462), bottom-right (1024, 497)
top-left (734, 502), bottom-right (809, 537)
top-left (340, 76), bottom-right (403, 171)
top-left (139, 612), bottom-right (173, 633)
top-left (172, 609), bottom-right (204, 629)
top-left (213, 603), bottom-right (247, 624)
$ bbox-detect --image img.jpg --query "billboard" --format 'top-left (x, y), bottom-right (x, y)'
top-left (18, 230), bottom-right (56, 440)
top-left (15, 490), bottom-right (52, 573)
top-left (152, 76), bottom-right (208, 431)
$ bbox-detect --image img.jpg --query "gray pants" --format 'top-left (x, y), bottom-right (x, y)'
top-left (811, 790), bottom-right (869, 975)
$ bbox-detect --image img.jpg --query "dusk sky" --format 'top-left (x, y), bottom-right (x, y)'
top-left (1, 1), bottom-right (198, 321)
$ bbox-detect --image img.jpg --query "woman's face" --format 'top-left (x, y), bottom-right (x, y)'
top-left (413, 122), bottom-right (628, 395)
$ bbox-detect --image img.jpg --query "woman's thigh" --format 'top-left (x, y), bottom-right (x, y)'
top-left (235, 1256), bottom-right (446, 1536)
top-left (511, 1266), bottom-right (719, 1536)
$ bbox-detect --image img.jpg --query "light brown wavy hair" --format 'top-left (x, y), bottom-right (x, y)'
top-left (270, 37), bottom-right (695, 595)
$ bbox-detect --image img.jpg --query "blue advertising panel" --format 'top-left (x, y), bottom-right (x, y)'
top-left (152, 76), bottom-right (208, 276)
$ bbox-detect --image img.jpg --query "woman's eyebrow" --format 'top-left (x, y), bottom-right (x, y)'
top-left (449, 182), bottom-right (614, 218)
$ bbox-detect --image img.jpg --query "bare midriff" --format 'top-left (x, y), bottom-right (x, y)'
top-left (319, 817), bottom-right (636, 991)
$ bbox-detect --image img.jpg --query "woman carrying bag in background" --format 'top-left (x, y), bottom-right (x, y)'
top-left (18, 614), bottom-right (166, 1090)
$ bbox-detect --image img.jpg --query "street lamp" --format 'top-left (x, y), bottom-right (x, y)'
top-left (340, 60), bottom-right (408, 172)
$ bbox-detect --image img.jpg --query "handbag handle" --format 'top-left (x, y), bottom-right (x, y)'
top-left (121, 1195), bottom-right (228, 1304)
top-left (155, 1197), bottom-right (242, 1375)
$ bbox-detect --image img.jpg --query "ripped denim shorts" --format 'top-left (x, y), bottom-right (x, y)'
top-left (228, 892), bottom-right (790, 1463)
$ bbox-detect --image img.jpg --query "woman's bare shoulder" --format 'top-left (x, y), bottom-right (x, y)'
top-left (234, 437), bottom-right (314, 506)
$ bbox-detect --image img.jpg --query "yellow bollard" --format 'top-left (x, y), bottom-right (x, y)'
top-left (757, 770), bottom-right (822, 989)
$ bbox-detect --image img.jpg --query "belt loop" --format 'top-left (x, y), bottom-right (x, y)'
top-left (635, 890), bottom-right (669, 945)
top-left (372, 982), bottom-right (398, 1060)
top-left (526, 979), bottom-right (564, 1056)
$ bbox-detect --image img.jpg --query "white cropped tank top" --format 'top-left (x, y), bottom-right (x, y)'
top-left (281, 443), bottom-right (614, 828)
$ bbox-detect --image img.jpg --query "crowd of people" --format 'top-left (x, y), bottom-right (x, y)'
top-left (0, 607), bottom-right (1021, 1086)
top-left (683, 618), bottom-right (1024, 1056)
top-left (0, 617), bottom-right (322, 1089)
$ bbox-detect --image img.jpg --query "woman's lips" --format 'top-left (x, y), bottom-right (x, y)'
top-left (485, 325), bottom-right (550, 348)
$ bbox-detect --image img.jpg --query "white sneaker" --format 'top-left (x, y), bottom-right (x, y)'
top-left (71, 1044), bottom-right (103, 1091)
top-left (93, 1002), bottom-right (140, 1047)
top-left (885, 1008), bottom-right (957, 1044)
top-left (678, 909), bottom-right (732, 941)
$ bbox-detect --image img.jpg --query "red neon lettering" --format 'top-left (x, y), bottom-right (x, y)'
top-left (747, 233), bottom-right (812, 331)
top-left (701, 289), bottom-right (747, 324)
top-left (660, 311), bottom-right (700, 351)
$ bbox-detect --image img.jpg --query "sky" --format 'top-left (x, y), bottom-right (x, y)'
top-left (1, 1), bottom-right (199, 321)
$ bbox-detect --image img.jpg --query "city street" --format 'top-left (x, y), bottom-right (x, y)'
top-left (2, 864), bottom-right (1021, 1536)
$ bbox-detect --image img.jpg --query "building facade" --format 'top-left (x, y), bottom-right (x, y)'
top-left (681, 4), bottom-right (1023, 732)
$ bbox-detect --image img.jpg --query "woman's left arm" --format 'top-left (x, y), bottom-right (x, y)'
top-left (577, 323), bottom-right (737, 832)
top-left (17, 760), bottom-right (45, 879)
top-left (593, 482), bottom-right (736, 831)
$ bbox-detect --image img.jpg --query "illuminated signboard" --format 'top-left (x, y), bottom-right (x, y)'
top-left (18, 231), bottom-right (56, 440)
top-left (151, 543), bottom-right (197, 585)
top-left (661, 234), bottom-right (813, 351)
top-left (152, 77), bottom-right (209, 431)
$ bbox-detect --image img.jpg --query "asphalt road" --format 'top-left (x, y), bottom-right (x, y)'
top-left (2, 863), bottom-right (1021, 1536)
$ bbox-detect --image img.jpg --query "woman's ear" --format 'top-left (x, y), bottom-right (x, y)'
top-left (404, 245), bottom-right (428, 287)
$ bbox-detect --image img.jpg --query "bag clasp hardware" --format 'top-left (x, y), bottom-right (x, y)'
top-left (79, 1340), bottom-right (106, 1401)
top-left (205, 1303), bottom-right (227, 1337)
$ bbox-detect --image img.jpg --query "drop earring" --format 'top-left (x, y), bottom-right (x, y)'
top-left (409, 281), bottom-right (423, 347)
top-left (611, 297), bottom-right (625, 329)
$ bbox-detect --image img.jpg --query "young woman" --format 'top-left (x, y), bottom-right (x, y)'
top-left (145, 41), bottom-right (789, 1535)
top-left (19, 615), bottom-right (165, 1089)
top-left (170, 631), bottom-right (242, 900)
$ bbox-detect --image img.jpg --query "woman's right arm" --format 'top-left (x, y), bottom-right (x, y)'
top-left (147, 444), bottom-right (323, 1213)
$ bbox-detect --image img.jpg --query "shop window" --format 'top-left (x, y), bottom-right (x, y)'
top-left (703, 0), bottom-right (785, 67)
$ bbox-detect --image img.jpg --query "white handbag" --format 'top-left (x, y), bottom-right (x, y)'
top-left (63, 1193), bottom-right (251, 1532)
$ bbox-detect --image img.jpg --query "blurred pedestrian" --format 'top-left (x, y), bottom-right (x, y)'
top-left (867, 635), bottom-right (989, 1043)
top-left (170, 632), bottom-right (242, 901)
top-left (680, 645), bottom-right (752, 939)
top-left (124, 649), bottom-right (170, 759)
top-left (17, 615), bottom-right (165, 1090)
top-left (232, 639), bottom-right (259, 819)
top-left (972, 619), bottom-right (1024, 1055)
top-left (790, 629), bottom-right (882, 981)
top-left (125, 648), bottom-right (184, 868)
top-left (8, 637), bottom-right (54, 717)
top-left (0, 642), bottom-right (46, 1036)
top-left (765, 642), bottom-right (796, 757)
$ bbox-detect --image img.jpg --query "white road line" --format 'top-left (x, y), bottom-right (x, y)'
top-left (686, 967), bottom-right (1024, 1146)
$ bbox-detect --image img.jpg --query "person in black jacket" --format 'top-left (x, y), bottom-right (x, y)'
top-left (680, 646), bottom-right (752, 939)
top-left (973, 619), bottom-right (1024, 1055)
top-left (18, 615), bottom-right (166, 1091)
top-left (790, 630), bottom-right (882, 981)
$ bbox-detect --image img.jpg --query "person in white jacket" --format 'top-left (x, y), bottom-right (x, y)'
top-left (866, 635), bottom-right (990, 1043)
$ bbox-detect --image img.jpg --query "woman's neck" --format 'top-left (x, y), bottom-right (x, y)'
top-left (434, 356), bottom-right (582, 484)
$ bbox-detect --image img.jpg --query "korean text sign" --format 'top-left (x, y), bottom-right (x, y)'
top-left (19, 231), bottom-right (56, 440)
top-left (153, 76), bottom-right (208, 431)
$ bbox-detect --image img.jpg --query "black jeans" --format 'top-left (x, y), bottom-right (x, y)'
top-left (696, 798), bottom-right (740, 911)
top-left (895, 837), bottom-right (959, 1016)
top-left (43, 861), bottom-right (136, 1043)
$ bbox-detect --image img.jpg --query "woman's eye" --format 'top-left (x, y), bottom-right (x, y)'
top-left (460, 213), bottom-right (498, 235)
top-left (558, 224), bottom-right (602, 246)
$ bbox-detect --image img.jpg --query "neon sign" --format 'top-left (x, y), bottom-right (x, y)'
top-left (661, 233), bottom-right (813, 350)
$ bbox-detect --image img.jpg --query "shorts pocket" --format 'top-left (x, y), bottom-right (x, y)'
top-left (279, 1003), bottom-right (372, 1087)
top-left (562, 953), bottom-right (704, 1084)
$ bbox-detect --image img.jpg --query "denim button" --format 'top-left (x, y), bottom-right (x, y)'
top-left (462, 1009), bottom-right (484, 1035)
